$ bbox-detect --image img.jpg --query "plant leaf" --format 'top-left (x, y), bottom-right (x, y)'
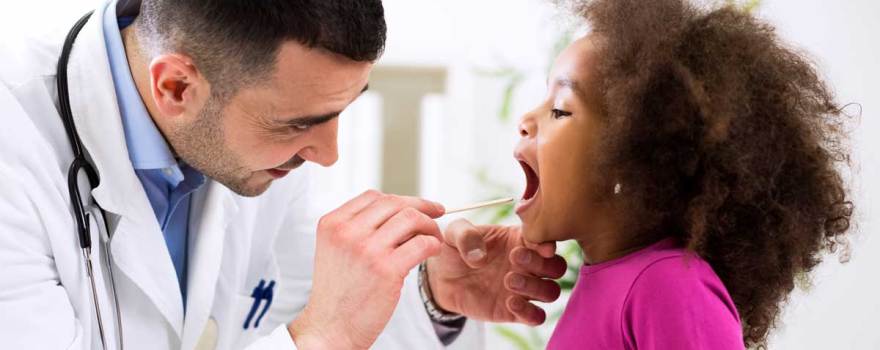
top-left (494, 325), bottom-right (537, 350)
top-left (528, 328), bottom-right (546, 348)
top-left (499, 73), bottom-right (525, 122)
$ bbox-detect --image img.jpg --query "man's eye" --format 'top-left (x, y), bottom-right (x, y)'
top-left (551, 109), bottom-right (572, 119)
top-left (290, 124), bottom-right (311, 131)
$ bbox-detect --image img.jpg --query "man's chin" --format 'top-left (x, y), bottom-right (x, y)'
top-left (216, 174), bottom-right (273, 198)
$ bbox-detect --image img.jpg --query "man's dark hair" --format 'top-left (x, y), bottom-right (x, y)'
top-left (135, 0), bottom-right (386, 96)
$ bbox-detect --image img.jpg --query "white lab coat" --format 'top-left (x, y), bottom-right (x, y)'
top-left (0, 3), bottom-right (445, 349)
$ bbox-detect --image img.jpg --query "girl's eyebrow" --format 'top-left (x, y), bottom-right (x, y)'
top-left (548, 76), bottom-right (599, 107)
top-left (555, 78), bottom-right (583, 94)
top-left (546, 74), bottom-right (580, 88)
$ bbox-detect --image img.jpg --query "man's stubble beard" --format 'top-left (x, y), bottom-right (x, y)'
top-left (168, 95), bottom-right (270, 197)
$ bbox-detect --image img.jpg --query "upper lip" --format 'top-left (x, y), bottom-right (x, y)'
top-left (274, 156), bottom-right (306, 171)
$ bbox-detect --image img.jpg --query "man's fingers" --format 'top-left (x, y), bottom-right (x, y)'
top-left (505, 296), bottom-right (546, 326)
top-left (443, 219), bottom-right (488, 268)
top-left (509, 247), bottom-right (567, 279)
top-left (326, 191), bottom-right (444, 230)
top-left (328, 189), bottom-right (384, 219)
top-left (504, 272), bottom-right (562, 303)
top-left (522, 238), bottom-right (557, 259)
top-left (358, 195), bottom-right (445, 229)
top-left (373, 208), bottom-right (444, 248)
top-left (442, 219), bottom-right (477, 245)
top-left (389, 234), bottom-right (442, 275)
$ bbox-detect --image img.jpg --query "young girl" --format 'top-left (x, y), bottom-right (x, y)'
top-left (513, 0), bottom-right (854, 348)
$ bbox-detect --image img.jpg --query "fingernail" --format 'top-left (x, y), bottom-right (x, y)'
top-left (516, 250), bottom-right (532, 264)
top-left (510, 297), bottom-right (525, 311)
top-left (433, 202), bottom-right (446, 213)
top-left (467, 249), bottom-right (486, 262)
top-left (510, 274), bottom-right (525, 289)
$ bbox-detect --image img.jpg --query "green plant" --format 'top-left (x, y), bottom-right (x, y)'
top-left (726, 0), bottom-right (761, 12)
top-left (474, 68), bottom-right (526, 122)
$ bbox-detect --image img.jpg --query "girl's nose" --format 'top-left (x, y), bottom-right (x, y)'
top-left (519, 114), bottom-right (536, 138)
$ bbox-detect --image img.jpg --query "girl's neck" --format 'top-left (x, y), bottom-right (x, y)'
top-left (572, 214), bottom-right (648, 265)
top-left (577, 237), bottom-right (649, 265)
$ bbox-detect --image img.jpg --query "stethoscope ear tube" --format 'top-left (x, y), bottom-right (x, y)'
top-left (56, 11), bottom-right (93, 159)
top-left (58, 10), bottom-right (97, 250)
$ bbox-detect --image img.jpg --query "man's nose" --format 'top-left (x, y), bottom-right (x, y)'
top-left (299, 119), bottom-right (340, 167)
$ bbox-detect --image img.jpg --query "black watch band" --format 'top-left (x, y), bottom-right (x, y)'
top-left (418, 261), bottom-right (466, 323)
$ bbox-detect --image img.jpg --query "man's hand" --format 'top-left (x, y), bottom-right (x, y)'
top-left (426, 219), bottom-right (567, 326)
top-left (288, 190), bottom-right (445, 349)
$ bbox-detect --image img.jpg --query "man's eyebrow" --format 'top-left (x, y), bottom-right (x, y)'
top-left (278, 84), bottom-right (369, 126)
top-left (282, 113), bottom-right (340, 127)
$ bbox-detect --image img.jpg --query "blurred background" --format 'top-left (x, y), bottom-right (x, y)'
top-left (3, 0), bottom-right (878, 348)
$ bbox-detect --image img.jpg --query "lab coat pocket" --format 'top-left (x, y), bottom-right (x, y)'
top-left (213, 293), bottom-right (268, 350)
top-left (211, 268), bottom-right (278, 349)
top-left (239, 279), bottom-right (278, 332)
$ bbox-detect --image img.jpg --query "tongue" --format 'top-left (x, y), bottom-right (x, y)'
top-left (520, 161), bottom-right (539, 200)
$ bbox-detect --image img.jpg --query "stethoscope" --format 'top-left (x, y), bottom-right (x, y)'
top-left (57, 10), bottom-right (125, 349)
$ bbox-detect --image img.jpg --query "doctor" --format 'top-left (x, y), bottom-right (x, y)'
top-left (0, 0), bottom-right (567, 349)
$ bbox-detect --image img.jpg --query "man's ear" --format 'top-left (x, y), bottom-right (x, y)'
top-left (148, 54), bottom-right (208, 120)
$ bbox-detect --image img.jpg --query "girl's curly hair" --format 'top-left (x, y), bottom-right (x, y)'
top-left (573, 0), bottom-right (855, 347)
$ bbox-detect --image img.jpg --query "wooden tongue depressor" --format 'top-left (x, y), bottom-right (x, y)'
top-left (444, 197), bottom-right (515, 215)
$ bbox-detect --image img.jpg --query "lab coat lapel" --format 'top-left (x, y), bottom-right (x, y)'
top-left (181, 181), bottom-right (238, 349)
top-left (65, 8), bottom-right (185, 337)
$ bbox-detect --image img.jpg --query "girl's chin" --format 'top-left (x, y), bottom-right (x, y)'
top-left (519, 222), bottom-right (549, 244)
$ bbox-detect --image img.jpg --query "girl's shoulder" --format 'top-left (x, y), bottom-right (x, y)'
top-left (620, 240), bottom-right (744, 349)
top-left (623, 238), bottom-right (730, 309)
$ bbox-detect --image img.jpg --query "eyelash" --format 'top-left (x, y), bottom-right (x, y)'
top-left (551, 109), bottom-right (572, 119)
top-left (290, 124), bottom-right (311, 132)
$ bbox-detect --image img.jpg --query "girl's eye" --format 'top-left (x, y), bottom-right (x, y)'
top-left (551, 109), bottom-right (572, 119)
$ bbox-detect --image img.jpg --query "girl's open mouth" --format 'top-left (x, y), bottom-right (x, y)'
top-left (517, 160), bottom-right (540, 214)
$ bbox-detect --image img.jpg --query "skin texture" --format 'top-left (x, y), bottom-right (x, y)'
top-left (122, 23), bottom-right (565, 348)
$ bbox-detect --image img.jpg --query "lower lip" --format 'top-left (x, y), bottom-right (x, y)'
top-left (515, 191), bottom-right (539, 215)
top-left (266, 169), bottom-right (290, 179)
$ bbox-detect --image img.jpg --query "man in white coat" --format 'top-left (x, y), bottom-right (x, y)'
top-left (0, 0), bottom-right (568, 349)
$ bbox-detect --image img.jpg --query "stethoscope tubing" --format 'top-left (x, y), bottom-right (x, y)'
top-left (57, 10), bottom-right (124, 350)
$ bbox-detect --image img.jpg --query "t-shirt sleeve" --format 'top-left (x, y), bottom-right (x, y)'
top-left (621, 256), bottom-right (745, 350)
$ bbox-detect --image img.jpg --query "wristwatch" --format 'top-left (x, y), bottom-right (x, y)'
top-left (418, 261), bottom-right (466, 323)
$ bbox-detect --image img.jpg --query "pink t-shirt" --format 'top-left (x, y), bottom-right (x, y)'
top-left (547, 238), bottom-right (745, 350)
